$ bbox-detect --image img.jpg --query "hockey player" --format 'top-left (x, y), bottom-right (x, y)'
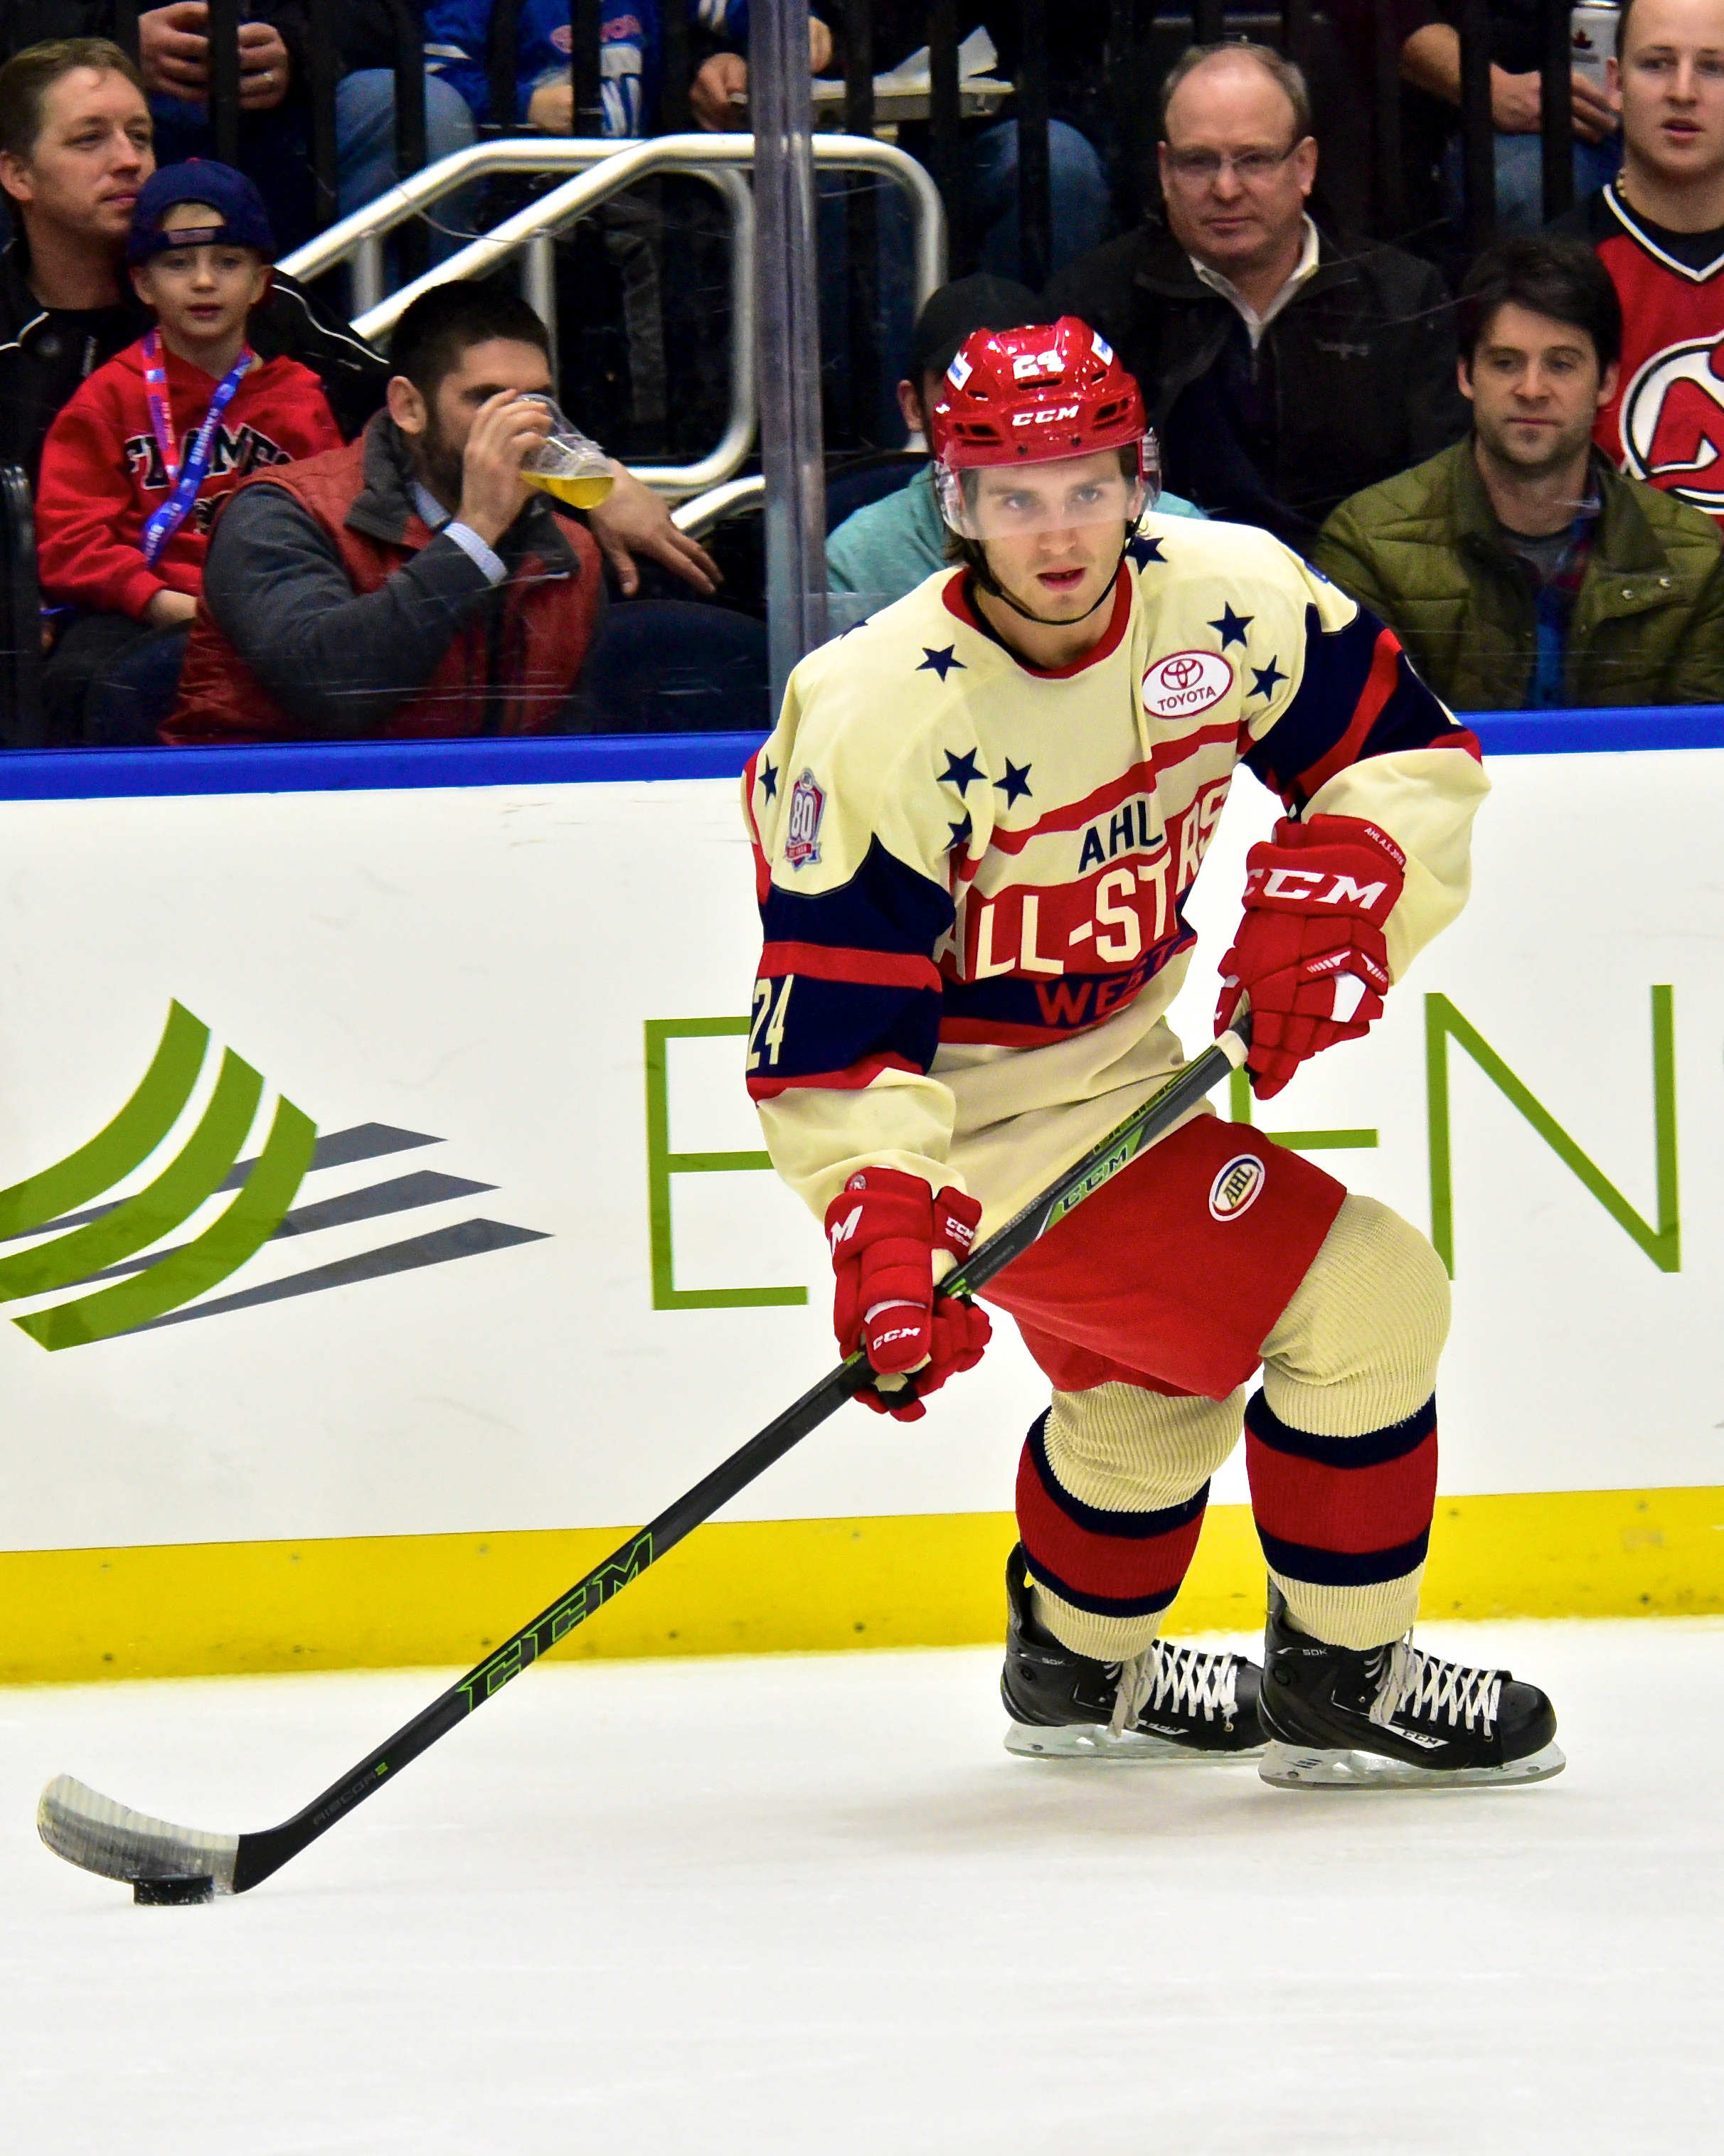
top-left (742, 316), bottom-right (1564, 1788)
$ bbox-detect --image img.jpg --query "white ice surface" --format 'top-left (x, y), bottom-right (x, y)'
top-left (4, 1623), bottom-right (1721, 2154)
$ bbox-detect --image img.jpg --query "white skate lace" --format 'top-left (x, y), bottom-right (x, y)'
top-left (1368, 1638), bottom-right (1502, 1735)
top-left (1109, 1642), bottom-right (1240, 1737)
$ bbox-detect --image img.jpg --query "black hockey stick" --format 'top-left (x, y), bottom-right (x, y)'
top-left (38, 1020), bottom-right (1251, 1901)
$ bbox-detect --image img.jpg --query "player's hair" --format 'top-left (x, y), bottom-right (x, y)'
top-left (388, 279), bottom-right (553, 400)
top-left (1614, 0), bottom-right (1643, 63)
top-left (1455, 236), bottom-right (1624, 376)
top-left (0, 38), bottom-right (144, 161)
top-left (1159, 39), bottom-right (1311, 142)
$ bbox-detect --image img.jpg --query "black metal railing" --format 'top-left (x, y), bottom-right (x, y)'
top-left (0, 4), bottom-right (1595, 265)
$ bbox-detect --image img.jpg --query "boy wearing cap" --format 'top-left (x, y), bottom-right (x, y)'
top-left (35, 159), bottom-right (339, 738)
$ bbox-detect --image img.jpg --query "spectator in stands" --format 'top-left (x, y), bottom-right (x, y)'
top-left (1552, 0), bottom-right (1724, 525)
top-left (1400, 1), bottom-right (1622, 235)
top-left (334, 4), bottom-right (477, 235)
top-left (34, 161), bottom-right (339, 742)
top-left (420, 1), bottom-right (759, 454)
top-left (827, 273), bottom-right (1206, 626)
top-left (688, 8), bottom-right (1111, 284)
top-left (0, 38), bottom-right (385, 479)
top-left (14, 2), bottom-right (324, 249)
top-left (1314, 238), bottom-right (1724, 709)
top-left (421, 1), bottom-right (822, 139)
top-left (164, 279), bottom-right (607, 742)
top-left (0, 37), bottom-right (719, 604)
top-left (1044, 40), bottom-right (1469, 548)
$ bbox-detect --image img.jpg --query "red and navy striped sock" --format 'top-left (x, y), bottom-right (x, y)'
top-left (1244, 1389), bottom-right (1437, 1643)
top-left (1014, 1408), bottom-right (1208, 1631)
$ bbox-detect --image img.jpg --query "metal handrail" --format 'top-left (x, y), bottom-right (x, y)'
top-left (672, 475), bottom-right (766, 538)
top-left (282, 132), bottom-right (942, 297)
top-left (278, 134), bottom-right (947, 498)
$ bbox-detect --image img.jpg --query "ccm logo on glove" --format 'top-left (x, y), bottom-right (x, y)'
top-left (823, 1167), bottom-right (991, 1423)
top-left (1215, 815), bottom-right (1405, 1100)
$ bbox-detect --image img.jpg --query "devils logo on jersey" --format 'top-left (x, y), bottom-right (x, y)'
top-left (1578, 185), bottom-right (1724, 523)
top-left (1619, 334), bottom-right (1724, 512)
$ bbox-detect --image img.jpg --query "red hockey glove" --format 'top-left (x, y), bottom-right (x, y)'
top-left (824, 1167), bottom-right (991, 1423)
top-left (1214, 814), bottom-right (1405, 1101)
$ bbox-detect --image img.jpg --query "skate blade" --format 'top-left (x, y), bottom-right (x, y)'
top-left (1006, 1722), bottom-right (1264, 1764)
top-left (1260, 1738), bottom-right (1566, 1791)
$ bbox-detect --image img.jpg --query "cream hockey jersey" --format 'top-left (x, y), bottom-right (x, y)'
top-left (741, 517), bottom-right (1489, 1234)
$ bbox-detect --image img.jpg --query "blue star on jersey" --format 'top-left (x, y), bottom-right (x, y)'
top-left (1208, 604), bottom-right (1253, 649)
top-left (1250, 656), bottom-right (1288, 700)
top-left (758, 758), bottom-right (779, 801)
top-left (947, 812), bottom-right (973, 853)
top-left (1125, 533), bottom-right (1165, 567)
top-left (941, 747), bottom-right (985, 794)
top-left (919, 645), bottom-right (965, 681)
top-left (994, 758), bottom-right (1033, 806)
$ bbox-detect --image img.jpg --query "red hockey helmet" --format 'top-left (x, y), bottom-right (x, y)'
top-left (928, 316), bottom-right (1159, 539)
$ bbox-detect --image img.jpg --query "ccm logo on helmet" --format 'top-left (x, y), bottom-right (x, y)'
top-left (1208, 1154), bottom-right (1266, 1222)
top-left (1011, 404), bottom-right (1081, 427)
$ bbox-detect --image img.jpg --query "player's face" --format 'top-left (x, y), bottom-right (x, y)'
top-left (1612, 0), bottom-right (1724, 182)
top-left (130, 202), bottom-right (269, 352)
top-left (0, 67), bottom-right (153, 245)
top-left (972, 451), bottom-right (1137, 620)
top-left (1158, 55), bottom-right (1316, 277)
top-left (1461, 303), bottom-right (1619, 476)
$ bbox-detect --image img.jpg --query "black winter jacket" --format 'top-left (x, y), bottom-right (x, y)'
top-left (1043, 218), bottom-right (1470, 546)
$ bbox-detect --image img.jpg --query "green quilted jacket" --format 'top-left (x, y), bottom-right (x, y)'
top-left (1312, 439), bottom-right (1724, 710)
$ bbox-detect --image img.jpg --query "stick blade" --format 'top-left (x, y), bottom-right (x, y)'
top-left (38, 1773), bottom-right (240, 1894)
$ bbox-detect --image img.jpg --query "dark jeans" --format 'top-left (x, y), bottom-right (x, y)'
top-left (43, 614), bottom-right (190, 746)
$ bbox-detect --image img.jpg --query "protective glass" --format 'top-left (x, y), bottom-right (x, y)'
top-left (935, 435), bottom-right (1161, 542)
top-left (516, 396), bottom-right (615, 509)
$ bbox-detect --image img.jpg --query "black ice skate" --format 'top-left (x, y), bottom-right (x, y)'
top-left (1001, 1544), bottom-right (1264, 1761)
top-left (1257, 1586), bottom-right (1565, 1789)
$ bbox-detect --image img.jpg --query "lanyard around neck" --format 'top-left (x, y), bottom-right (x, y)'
top-left (139, 326), bottom-right (254, 567)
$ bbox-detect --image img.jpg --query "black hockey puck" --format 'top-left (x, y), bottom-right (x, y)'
top-left (133, 1874), bottom-right (215, 1905)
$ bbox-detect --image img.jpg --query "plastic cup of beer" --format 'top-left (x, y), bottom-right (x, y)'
top-left (518, 397), bottom-right (615, 511)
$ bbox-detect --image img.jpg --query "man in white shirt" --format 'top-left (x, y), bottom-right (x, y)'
top-left (1045, 39), bottom-right (1469, 543)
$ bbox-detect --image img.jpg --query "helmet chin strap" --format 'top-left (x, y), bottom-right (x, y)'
top-left (972, 514), bottom-right (1144, 631)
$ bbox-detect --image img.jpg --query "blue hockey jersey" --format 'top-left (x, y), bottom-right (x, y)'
top-left (426, 0), bottom-right (752, 134)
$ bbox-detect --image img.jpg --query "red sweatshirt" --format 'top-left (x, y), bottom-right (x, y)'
top-left (36, 336), bottom-right (342, 620)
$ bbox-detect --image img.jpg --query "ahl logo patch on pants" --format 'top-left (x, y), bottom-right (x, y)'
top-left (1208, 1153), bottom-right (1267, 1222)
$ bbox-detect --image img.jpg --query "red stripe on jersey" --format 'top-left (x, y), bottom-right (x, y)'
top-left (1294, 627), bottom-right (1400, 797)
top-left (747, 1050), bottom-right (925, 1101)
top-left (1445, 727), bottom-right (1484, 763)
top-left (982, 722), bottom-right (1236, 861)
top-left (757, 941), bottom-right (942, 991)
top-left (942, 564), bottom-right (1134, 676)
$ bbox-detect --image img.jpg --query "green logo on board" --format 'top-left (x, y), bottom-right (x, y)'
top-left (0, 1003), bottom-right (547, 1351)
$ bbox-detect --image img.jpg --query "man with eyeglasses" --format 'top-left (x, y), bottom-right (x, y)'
top-left (1045, 39), bottom-right (1469, 546)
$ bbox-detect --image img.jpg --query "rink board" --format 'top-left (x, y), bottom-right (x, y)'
top-left (0, 715), bottom-right (1720, 1677)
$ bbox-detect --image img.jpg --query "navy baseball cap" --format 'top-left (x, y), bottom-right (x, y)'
top-left (126, 161), bottom-right (277, 267)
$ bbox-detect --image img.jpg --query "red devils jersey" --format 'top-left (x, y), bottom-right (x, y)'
top-left (1561, 183), bottom-right (1724, 521)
